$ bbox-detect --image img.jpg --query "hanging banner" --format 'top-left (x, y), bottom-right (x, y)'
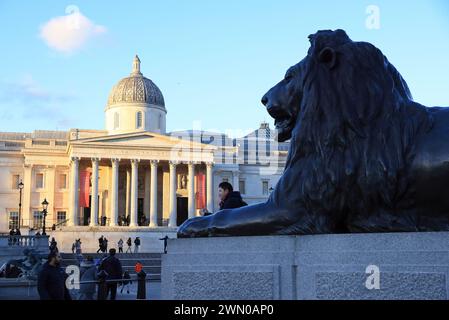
top-left (79, 170), bottom-right (91, 208)
top-left (196, 172), bottom-right (206, 209)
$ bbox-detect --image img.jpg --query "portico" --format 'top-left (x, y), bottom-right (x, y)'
top-left (67, 131), bottom-right (215, 228)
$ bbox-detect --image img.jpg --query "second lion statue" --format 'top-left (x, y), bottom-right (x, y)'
top-left (178, 29), bottom-right (449, 237)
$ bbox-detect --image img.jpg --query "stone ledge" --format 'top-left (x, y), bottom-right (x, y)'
top-left (58, 226), bottom-right (177, 232)
top-left (162, 232), bottom-right (449, 300)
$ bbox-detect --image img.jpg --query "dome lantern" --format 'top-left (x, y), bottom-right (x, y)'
top-left (131, 54), bottom-right (142, 76)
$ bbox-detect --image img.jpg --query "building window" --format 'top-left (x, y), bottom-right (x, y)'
top-left (11, 174), bottom-right (20, 189)
top-left (9, 211), bottom-right (19, 230)
top-left (239, 180), bottom-right (246, 195)
top-left (262, 181), bottom-right (269, 195)
top-left (136, 111), bottom-right (143, 128)
top-left (35, 173), bottom-right (44, 189)
top-left (158, 114), bottom-right (162, 129)
top-left (114, 112), bottom-right (119, 129)
top-left (33, 211), bottom-right (43, 229)
top-left (57, 211), bottom-right (67, 225)
top-left (59, 174), bottom-right (67, 189)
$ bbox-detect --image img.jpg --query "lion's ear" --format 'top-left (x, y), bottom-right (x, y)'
top-left (318, 47), bottom-right (337, 69)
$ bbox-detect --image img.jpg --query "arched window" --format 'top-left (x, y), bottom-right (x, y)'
top-left (158, 114), bottom-right (162, 129)
top-left (136, 111), bottom-right (143, 129)
top-left (113, 112), bottom-right (119, 129)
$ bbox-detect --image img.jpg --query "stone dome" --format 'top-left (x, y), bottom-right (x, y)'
top-left (106, 55), bottom-right (165, 109)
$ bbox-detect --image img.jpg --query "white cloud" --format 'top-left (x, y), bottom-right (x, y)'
top-left (39, 11), bottom-right (107, 53)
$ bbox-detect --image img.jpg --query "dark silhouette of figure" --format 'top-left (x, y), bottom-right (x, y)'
top-left (37, 252), bottom-right (71, 300)
top-left (159, 235), bottom-right (169, 254)
top-left (98, 249), bottom-right (123, 300)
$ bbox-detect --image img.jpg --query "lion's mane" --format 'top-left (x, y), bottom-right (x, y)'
top-left (271, 30), bottom-right (434, 233)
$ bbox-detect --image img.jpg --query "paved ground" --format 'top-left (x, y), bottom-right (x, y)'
top-left (0, 281), bottom-right (161, 300)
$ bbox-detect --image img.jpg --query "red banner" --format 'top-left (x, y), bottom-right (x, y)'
top-left (196, 172), bottom-right (206, 209)
top-left (79, 170), bottom-right (91, 208)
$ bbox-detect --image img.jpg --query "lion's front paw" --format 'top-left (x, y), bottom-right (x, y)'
top-left (177, 216), bottom-right (211, 238)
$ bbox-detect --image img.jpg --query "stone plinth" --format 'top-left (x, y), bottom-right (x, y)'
top-left (161, 232), bottom-right (449, 300)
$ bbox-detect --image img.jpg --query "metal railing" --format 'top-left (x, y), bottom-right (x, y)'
top-left (52, 219), bottom-right (69, 229)
top-left (71, 271), bottom-right (149, 300)
top-left (0, 235), bottom-right (49, 250)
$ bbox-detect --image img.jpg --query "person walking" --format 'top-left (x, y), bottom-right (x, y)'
top-left (49, 237), bottom-right (58, 254)
top-left (118, 239), bottom-right (124, 253)
top-left (78, 256), bottom-right (97, 300)
top-left (103, 237), bottom-right (108, 253)
top-left (134, 237), bottom-right (141, 253)
top-left (126, 237), bottom-right (132, 253)
top-left (98, 248), bottom-right (123, 300)
top-left (75, 239), bottom-right (83, 265)
top-left (97, 236), bottom-right (104, 254)
top-left (75, 239), bottom-right (82, 255)
top-left (37, 252), bottom-right (72, 300)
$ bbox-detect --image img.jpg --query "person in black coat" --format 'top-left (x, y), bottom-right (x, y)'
top-left (37, 252), bottom-right (71, 300)
top-left (49, 237), bottom-right (58, 254)
top-left (97, 236), bottom-right (104, 253)
top-left (218, 182), bottom-right (248, 210)
top-left (133, 237), bottom-right (141, 253)
top-left (98, 248), bottom-right (123, 300)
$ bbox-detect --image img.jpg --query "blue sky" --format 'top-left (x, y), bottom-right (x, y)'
top-left (0, 0), bottom-right (448, 136)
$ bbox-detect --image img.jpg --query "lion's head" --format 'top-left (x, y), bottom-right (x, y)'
top-left (262, 29), bottom-right (418, 143)
top-left (263, 30), bottom-right (433, 227)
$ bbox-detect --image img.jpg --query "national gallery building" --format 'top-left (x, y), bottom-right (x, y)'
top-left (0, 56), bottom-right (288, 251)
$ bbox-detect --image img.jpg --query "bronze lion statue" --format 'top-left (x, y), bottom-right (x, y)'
top-left (178, 29), bottom-right (449, 237)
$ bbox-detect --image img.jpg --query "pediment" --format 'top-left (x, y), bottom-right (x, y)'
top-left (72, 131), bottom-right (215, 150)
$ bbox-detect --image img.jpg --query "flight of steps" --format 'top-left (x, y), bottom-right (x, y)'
top-left (60, 252), bottom-right (162, 281)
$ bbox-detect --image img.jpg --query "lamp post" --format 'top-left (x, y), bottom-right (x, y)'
top-left (41, 198), bottom-right (49, 236)
top-left (18, 180), bottom-right (24, 229)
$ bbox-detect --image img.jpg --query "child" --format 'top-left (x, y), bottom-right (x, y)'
top-left (120, 271), bottom-right (132, 294)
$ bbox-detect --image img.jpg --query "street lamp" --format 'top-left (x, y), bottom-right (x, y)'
top-left (41, 198), bottom-right (49, 236)
top-left (18, 180), bottom-right (24, 229)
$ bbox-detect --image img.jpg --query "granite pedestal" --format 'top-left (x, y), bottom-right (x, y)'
top-left (161, 232), bottom-right (449, 300)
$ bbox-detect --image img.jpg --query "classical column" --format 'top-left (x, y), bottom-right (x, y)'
top-left (89, 158), bottom-right (100, 226)
top-left (206, 162), bottom-right (214, 213)
top-left (188, 162), bottom-right (196, 219)
top-left (69, 157), bottom-right (80, 226)
top-left (125, 168), bottom-right (131, 219)
top-left (233, 170), bottom-right (240, 191)
top-left (149, 160), bottom-right (159, 227)
top-left (168, 161), bottom-right (178, 227)
top-left (129, 159), bottom-right (139, 227)
top-left (22, 164), bottom-right (33, 228)
top-left (110, 158), bottom-right (120, 227)
top-left (144, 167), bottom-right (151, 222)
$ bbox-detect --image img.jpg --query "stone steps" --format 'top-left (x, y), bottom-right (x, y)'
top-left (60, 252), bottom-right (162, 280)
